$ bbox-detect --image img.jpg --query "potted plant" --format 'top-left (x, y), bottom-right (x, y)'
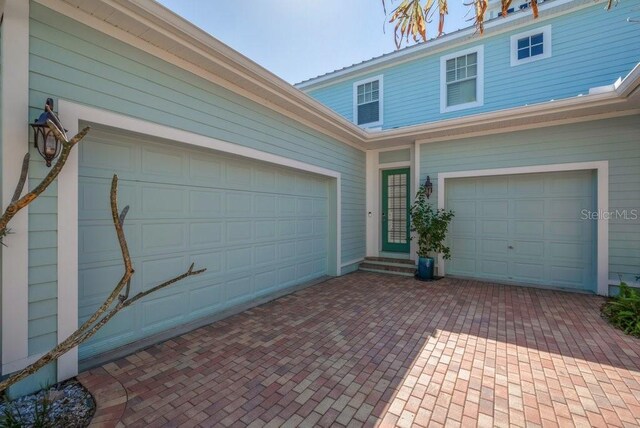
top-left (410, 184), bottom-right (454, 280)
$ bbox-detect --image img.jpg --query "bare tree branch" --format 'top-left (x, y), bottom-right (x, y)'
top-left (0, 174), bottom-right (206, 393)
top-left (61, 175), bottom-right (135, 345)
top-left (0, 124), bottom-right (91, 236)
top-left (0, 263), bottom-right (204, 393)
top-left (10, 154), bottom-right (30, 204)
top-left (125, 263), bottom-right (206, 307)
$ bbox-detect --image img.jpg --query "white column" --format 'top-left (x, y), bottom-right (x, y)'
top-left (56, 101), bottom-right (79, 380)
top-left (410, 142), bottom-right (420, 262)
top-left (596, 162), bottom-right (609, 296)
top-left (365, 150), bottom-right (379, 257)
top-left (1, 0), bottom-right (30, 375)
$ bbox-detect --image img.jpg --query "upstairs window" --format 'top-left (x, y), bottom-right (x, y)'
top-left (517, 32), bottom-right (544, 60)
top-left (353, 76), bottom-right (383, 128)
top-left (446, 53), bottom-right (477, 106)
top-left (511, 25), bottom-right (552, 66)
top-left (440, 46), bottom-right (484, 113)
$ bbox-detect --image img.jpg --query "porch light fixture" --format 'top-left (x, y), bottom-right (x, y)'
top-left (424, 176), bottom-right (433, 199)
top-left (31, 98), bottom-right (66, 167)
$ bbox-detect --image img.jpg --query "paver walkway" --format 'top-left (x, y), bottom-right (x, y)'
top-left (79, 272), bottom-right (640, 427)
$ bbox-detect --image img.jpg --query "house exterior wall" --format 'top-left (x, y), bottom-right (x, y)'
top-left (420, 114), bottom-right (640, 286)
top-left (8, 1), bottom-right (365, 393)
top-left (0, 4), bottom-right (3, 365)
top-left (304, 1), bottom-right (640, 129)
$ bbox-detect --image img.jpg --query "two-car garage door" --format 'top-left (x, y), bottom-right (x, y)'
top-left (446, 170), bottom-right (596, 292)
top-left (78, 127), bottom-right (331, 360)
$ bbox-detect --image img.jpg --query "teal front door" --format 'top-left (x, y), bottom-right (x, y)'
top-left (382, 168), bottom-right (410, 253)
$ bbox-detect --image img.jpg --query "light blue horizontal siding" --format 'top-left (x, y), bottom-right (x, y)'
top-left (380, 149), bottom-right (411, 163)
top-left (25, 1), bottom-right (366, 365)
top-left (307, 1), bottom-right (640, 129)
top-left (27, 146), bottom-right (58, 356)
top-left (310, 81), bottom-right (355, 123)
top-left (420, 115), bottom-right (640, 285)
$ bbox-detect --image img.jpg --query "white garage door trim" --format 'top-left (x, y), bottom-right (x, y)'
top-left (437, 161), bottom-right (609, 296)
top-left (57, 100), bottom-right (342, 381)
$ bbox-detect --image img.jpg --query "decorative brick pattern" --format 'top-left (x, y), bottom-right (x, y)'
top-left (78, 367), bottom-right (127, 428)
top-left (80, 273), bottom-right (640, 427)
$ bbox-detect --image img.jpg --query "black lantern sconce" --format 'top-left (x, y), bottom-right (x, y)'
top-left (31, 98), bottom-right (67, 167)
top-left (424, 176), bottom-right (433, 199)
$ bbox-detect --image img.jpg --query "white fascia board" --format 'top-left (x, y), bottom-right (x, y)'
top-left (615, 62), bottom-right (640, 98)
top-left (368, 89), bottom-right (629, 144)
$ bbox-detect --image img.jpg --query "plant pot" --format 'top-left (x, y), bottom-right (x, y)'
top-left (416, 256), bottom-right (434, 280)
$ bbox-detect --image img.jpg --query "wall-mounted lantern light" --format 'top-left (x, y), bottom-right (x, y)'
top-left (31, 98), bottom-right (66, 167)
top-left (424, 176), bottom-right (433, 199)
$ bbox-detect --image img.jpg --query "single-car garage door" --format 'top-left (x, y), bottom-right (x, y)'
top-left (446, 170), bottom-right (596, 292)
top-left (78, 127), bottom-right (330, 359)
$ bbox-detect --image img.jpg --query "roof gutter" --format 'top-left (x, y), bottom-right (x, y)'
top-left (615, 63), bottom-right (640, 98)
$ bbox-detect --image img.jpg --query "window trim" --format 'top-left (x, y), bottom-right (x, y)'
top-left (353, 75), bottom-right (383, 128)
top-left (510, 25), bottom-right (552, 67)
top-left (440, 45), bottom-right (484, 114)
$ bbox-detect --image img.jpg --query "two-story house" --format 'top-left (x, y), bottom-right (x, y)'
top-left (0, 0), bottom-right (638, 395)
top-left (297, 0), bottom-right (640, 297)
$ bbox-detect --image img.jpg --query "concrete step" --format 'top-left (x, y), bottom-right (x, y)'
top-left (364, 256), bottom-right (415, 266)
top-left (361, 260), bottom-right (417, 269)
top-left (359, 262), bottom-right (416, 275)
top-left (359, 267), bottom-right (415, 277)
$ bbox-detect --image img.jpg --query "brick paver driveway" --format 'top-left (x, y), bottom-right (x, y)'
top-left (80, 273), bottom-right (640, 427)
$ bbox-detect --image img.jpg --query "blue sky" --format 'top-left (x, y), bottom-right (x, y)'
top-left (155, 1), bottom-right (472, 84)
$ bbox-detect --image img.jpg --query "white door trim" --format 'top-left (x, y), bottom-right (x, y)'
top-left (437, 161), bottom-right (609, 296)
top-left (366, 147), bottom-right (415, 258)
top-left (57, 100), bottom-right (343, 379)
top-left (378, 161), bottom-right (411, 170)
top-left (365, 151), bottom-right (378, 257)
top-left (1, 0), bottom-right (30, 375)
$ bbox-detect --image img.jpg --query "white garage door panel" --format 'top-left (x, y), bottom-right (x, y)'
top-left (447, 171), bottom-right (596, 292)
top-left (78, 128), bottom-right (330, 359)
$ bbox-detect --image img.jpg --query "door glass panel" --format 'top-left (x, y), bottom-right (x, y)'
top-left (387, 173), bottom-right (407, 244)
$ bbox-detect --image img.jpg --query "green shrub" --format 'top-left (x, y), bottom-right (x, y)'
top-left (602, 282), bottom-right (640, 337)
top-left (409, 184), bottom-right (454, 259)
